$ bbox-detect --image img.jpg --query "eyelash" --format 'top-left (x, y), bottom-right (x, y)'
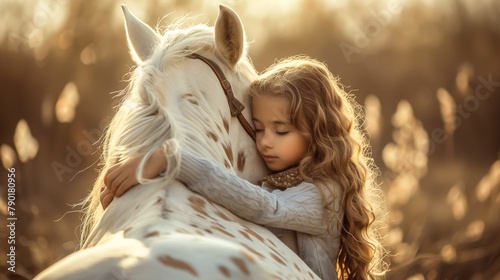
top-left (254, 129), bottom-right (289, 135)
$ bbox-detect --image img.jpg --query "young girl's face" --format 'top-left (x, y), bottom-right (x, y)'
top-left (252, 95), bottom-right (309, 172)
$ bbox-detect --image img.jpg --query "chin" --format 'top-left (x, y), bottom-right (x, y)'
top-left (267, 165), bottom-right (285, 173)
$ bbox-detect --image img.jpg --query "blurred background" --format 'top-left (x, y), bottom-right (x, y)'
top-left (0, 0), bottom-right (499, 279)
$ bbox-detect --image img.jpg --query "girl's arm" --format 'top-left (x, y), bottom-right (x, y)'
top-left (103, 149), bottom-right (329, 236)
top-left (178, 151), bottom-right (328, 236)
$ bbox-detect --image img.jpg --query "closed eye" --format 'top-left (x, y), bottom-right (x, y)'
top-left (276, 131), bottom-right (290, 135)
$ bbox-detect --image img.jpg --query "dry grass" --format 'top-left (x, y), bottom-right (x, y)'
top-left (0, 0), bottom-right (499, 279)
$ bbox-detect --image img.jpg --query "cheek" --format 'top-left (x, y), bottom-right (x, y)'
top-left (255, 139), bottom-right (264, 153)
top-left (293, 137), bottom-right (309, 157)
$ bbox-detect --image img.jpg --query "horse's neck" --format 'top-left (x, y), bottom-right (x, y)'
top-left (167, 57), bottom-right (267, 183)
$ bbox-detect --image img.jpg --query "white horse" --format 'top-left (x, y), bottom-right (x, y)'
top-left (35, 5), bottom-right (320, 280)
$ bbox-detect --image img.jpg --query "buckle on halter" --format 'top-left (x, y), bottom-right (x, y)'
top-left (228, 93), bottom-right (245, 117)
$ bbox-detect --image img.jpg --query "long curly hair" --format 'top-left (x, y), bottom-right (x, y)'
top-left (249, 56), bottom-right (388, 279)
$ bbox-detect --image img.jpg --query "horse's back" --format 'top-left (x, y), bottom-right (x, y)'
top-left (36, 182), bottom-right (315, 280)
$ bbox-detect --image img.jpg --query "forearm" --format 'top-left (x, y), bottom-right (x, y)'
top-left (177, 151), bottom-right (328, 235)
top-left (177, 152), bottom-right (271, 220)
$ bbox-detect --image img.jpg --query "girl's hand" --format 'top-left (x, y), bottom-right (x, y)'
top-left (100, 187), bottom-right (114, 210)
top-left (101, 148), bottom-right (167, 209)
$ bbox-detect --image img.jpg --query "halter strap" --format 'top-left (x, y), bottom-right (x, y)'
top-left (188, 53), bottom-right (256, 140)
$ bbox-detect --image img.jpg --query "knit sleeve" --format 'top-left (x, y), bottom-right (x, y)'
top-left (177, 151), bottom-right (328, 236)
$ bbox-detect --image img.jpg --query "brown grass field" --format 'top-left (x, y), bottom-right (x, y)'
top-left (1, 0), bottom-right (499, 279)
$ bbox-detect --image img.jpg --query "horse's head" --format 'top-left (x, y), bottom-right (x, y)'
top-left (108, 5), bottom-right (266, 183)
top-left (81, 5), bottom-right (267, 246)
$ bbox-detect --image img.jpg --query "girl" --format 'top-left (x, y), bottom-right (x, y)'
top-left (102, 56), bottom-right (388, 279)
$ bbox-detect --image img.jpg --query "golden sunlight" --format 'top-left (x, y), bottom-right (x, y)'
top-left (447, 183), bottom-right (468, 221)
top-left (456, 62), bottom-right (474, 96)
top-left (0, 144), bottom-right (17, 169)
top-left (475, 160), bottom-right (500, 202)
top-left (436, 88), bottom-right (456, 137)
top-left (465, 220), bottom-right (485, 241)
top-left (0, 196), bottom-right (7, 216)
top-left (80, 44), bottom-right (97, 65)
top-left (55, 82), bottom-right (80, 123)
top-left (364, 94), bottom-right (382, 143)
top-left (13, 119), bottom-right (39, 163)
top-left (440, 244), bottom-right (457, 263)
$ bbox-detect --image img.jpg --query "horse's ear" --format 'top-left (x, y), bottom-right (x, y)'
top-left (121, 5), bottom-right (161, 63)
top-left (214, 5), bottom-right (245, 67)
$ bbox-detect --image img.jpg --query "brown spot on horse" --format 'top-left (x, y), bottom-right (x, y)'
top-left (240, 243), bottom-right (265, 260)
top-left (237, 151), bottom-right (246, 172)
top-left (294, 263), bottom-right (301, 272)
top-left (188, 196), bottom-right (208, 216)
top-left (210, 225), bottom-right (235, 238)
top-left (270, 252), bottom-right (286, 266)
top-left (230, 256), bottom-right (249, 275)
top-left (242, 226), bottom-right (264, 242)
top-left (238, 230), bottom-right (251, 241)
top-left (181, 93), bottom-right (199, 105)
top-left (215, 211), bottom-right (232, 221)
top-left (218, 265), bottom-right (231, 277)
top-left (222, 142), bottom-right (233, 164)
top-left (222, 118), bottom-right (229, 133)
top-left (207, 131), bottom-right (218, 142)
top-left (158, 255), bottom-right (198, 277)
top-left (145, 231), bottom-right (159, 238)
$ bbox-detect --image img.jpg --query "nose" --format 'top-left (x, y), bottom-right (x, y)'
top-left (258, 130), bottom-right (273, 149)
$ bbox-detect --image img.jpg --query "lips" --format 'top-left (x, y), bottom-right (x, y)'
top-left (262, 155), bottom-right (278, 162)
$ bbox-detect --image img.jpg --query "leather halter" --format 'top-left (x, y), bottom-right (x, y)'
top-left (188, 53), bottom-right (256, 140)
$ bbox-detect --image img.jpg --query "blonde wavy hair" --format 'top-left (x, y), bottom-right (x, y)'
top-left (249, 56), bottom-right (388, 279)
